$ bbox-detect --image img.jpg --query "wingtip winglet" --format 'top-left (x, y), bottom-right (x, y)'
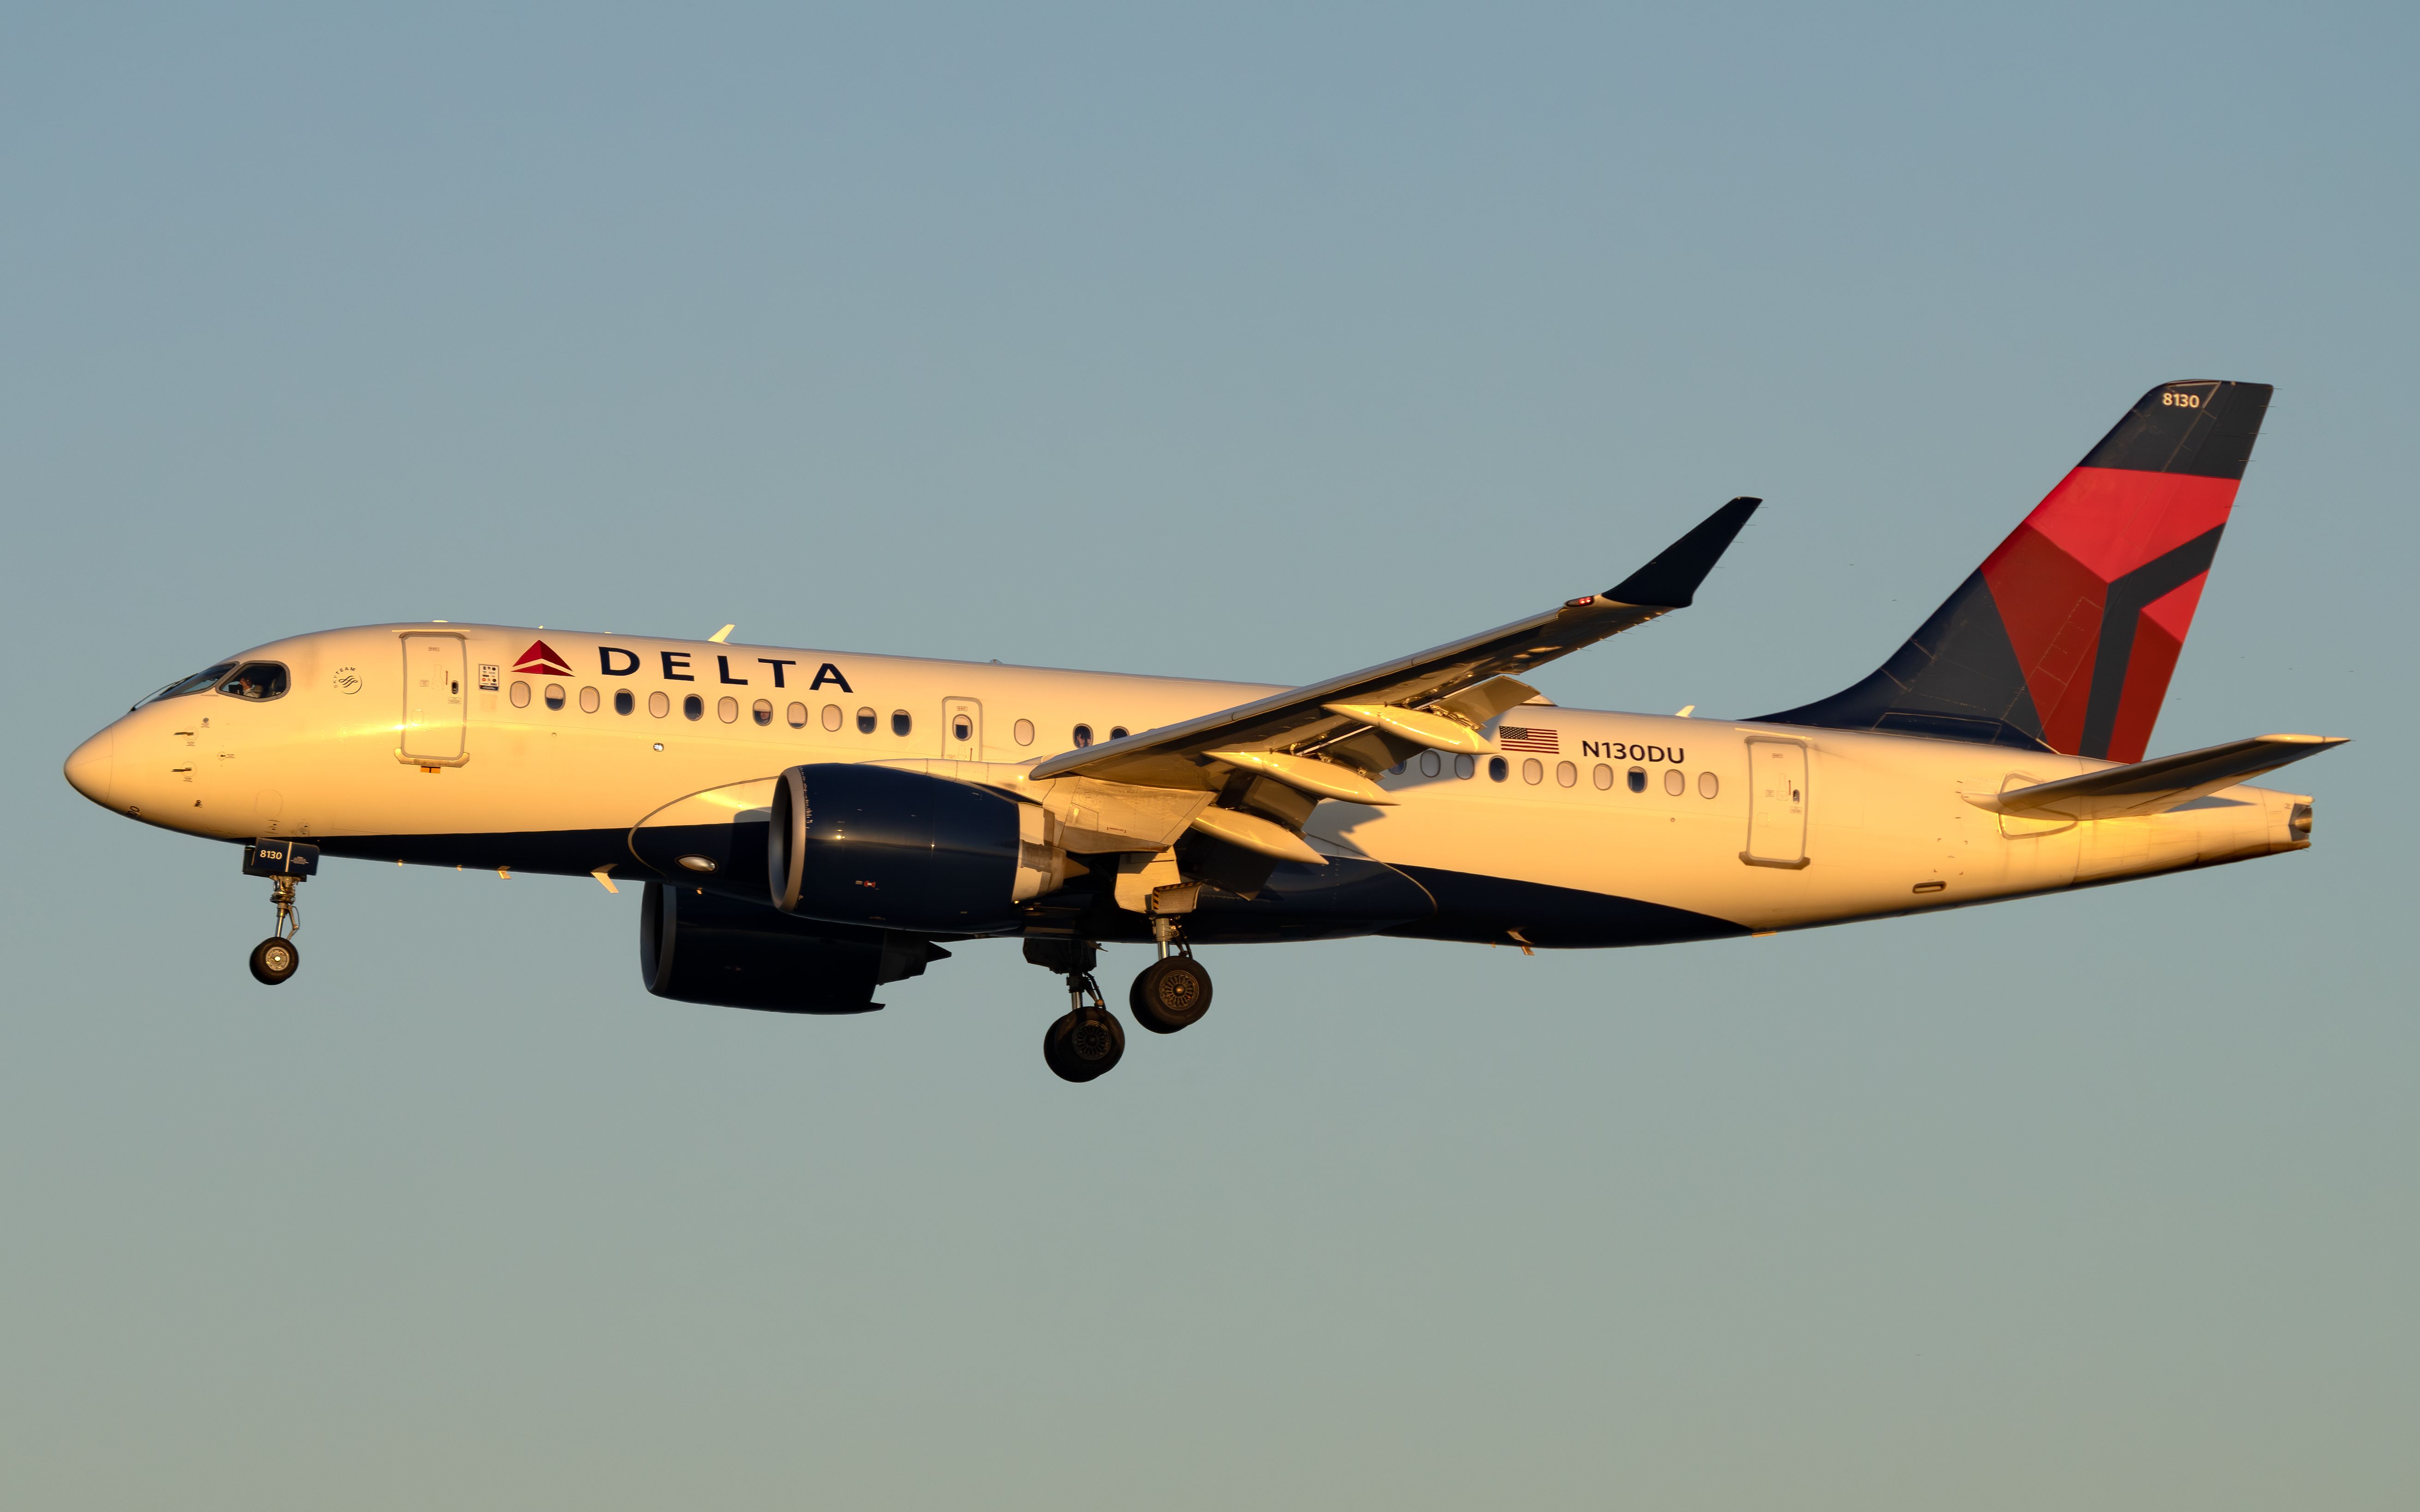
top-left (1602, 496), bottom-right (1762, 608)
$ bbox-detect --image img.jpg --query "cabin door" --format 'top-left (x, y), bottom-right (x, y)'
top-left (1742, 738), bottom-right (1809, 868)
top-left (400, 635), bottom-right (468, 763)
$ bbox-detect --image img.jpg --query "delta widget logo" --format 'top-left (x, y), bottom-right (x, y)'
top-left (514, 640), bottom-right (573, 678)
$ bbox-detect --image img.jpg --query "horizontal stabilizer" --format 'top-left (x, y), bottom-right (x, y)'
top-left (1967, 733), bottom-right (2346, 821)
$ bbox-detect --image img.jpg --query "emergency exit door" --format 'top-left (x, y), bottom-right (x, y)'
top-left (942, 698), bottom-right (982, 762)
top-left (400, 635), bottom-right (468, 763)
top-left (1741, 738), bottom-right (1809, 868)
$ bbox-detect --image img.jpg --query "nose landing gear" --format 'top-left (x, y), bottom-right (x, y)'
top-left (242, 840), bottom-right (318, 986)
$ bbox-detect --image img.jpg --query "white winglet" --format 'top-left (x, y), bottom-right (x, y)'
top-left (709, 625), bottom-right (735, 644)
top-left (591, 868), bottom-right (620, 894)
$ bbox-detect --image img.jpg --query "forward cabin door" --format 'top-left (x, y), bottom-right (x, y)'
top-left (942, 698), bottom-right (981, 762)
top-left (1742, 738), bottom-right (1809, 868)
top-left (400, 635), bottom-right (469, 764)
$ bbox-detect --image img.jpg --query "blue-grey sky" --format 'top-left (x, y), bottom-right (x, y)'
top-left (5, 5), bottom-right (2414, 1508)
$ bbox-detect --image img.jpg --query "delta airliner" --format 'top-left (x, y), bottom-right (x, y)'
top-left (64, 381), bottom-right (2338, 1080)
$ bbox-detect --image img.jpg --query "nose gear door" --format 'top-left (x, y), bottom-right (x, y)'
top-left (400, 634), bottom-right (469, 764)
top-left (943, 697), bottom-right (981, 762)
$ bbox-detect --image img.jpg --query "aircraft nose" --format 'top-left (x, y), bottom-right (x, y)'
top-left (64, 727), bottom-right (115, 809)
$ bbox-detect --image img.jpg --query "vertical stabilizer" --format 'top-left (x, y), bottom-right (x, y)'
top-left (1761, 380), bottom-right (2272, 759)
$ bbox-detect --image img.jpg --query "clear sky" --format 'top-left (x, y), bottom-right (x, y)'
top-left (4, 5), bottom-right (2414, 1508)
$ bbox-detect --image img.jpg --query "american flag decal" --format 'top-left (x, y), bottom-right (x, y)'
top-left (1498, 725), bottom-right (1559, 753)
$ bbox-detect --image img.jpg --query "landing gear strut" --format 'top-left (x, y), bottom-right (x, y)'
top-left (1130, 915), bottom-right (1211, 1034)
top-left (248, 875), bottom-right (302, 986)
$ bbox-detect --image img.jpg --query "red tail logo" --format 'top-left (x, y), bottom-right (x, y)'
top-left (1758, 381), bottom-right (2272, 761)
top-left (513, 640), bottom-right (573, 677)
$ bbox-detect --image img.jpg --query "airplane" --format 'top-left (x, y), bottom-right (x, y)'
top-left (62, 380), bottom-right (2341, 1081)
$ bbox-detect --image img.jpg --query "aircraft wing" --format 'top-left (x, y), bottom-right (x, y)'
top-left (1028, 497), bottom-right (1761, 804)
top-left (1969, 733), bottom-right (2347, 821)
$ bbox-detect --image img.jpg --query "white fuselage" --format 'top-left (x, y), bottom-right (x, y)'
top-left (67, 622), bottom-right (2316, 943)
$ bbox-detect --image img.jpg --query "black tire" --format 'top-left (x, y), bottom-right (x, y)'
top-left (1043, 1009), bottom-right (1125, 1082)
top-left (1130, 957), bottom-right (1210, 1034)
top-left (248, 937), bottom-right (300, 986)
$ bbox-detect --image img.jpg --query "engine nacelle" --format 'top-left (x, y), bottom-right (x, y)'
top-left (766, 763), bottom-right (1079, 933)
top-left (639, 881), bottom-right (945, 1014)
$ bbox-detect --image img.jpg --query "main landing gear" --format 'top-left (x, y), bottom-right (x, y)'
top-left (241, 840), bottom-right (319, 987)
top-left (1130, 916), bottom-right (1211, 1034)
top-left (1043, 971), bottom-right (1125, 1083)
top-left (1024, 919), bottom-right (1215, 1083)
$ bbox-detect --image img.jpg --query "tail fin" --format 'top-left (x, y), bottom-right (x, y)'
top-left (1761, 380), bottom-right (2273, 760)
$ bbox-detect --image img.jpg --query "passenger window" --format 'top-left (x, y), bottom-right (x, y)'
top-left (891, 710), bottom-right (911, 737)
top-left (753, 699), bottom-right (774, 726)
top-left (1556, 761), bottom-right (1577, 787)
top-left (217, 662), bottom-right (289, 701)
top-left (1109, 726), bottom-right (1129, 741)
top-left (579, 686), bottom-right (600, 713)
top-left (787, 702), bottom-right (807, 728)
top-left (509, 681), bottom-right (531, 708)
top-left (1626, 767), bottom-right (1646, 793)
top-left (1419, 751), bottom-right (1442, 778)
top-left (821, 704), bottom-right (841, 731)
top-left (614, 690), bottom-right (634, 715)
top-left (1454, 754), bottom-right (1475, 780)
top-left (717, 697), bottom-right (739, 723)
top-left (545, 684), bottom-right (567, 711)
top-left (1014, 719), bottom-right (1035, 746)
top-left (1489, 756), bottom-right (1509, 782)
top-left (1072, 724), bottom-right (1093, 747)
top-left (1698, 771), bottom-right (1720, 799)
top-left (856, 708), bottom-right (876, 734)
top-left (649, 691), bottom-right (670, 718)
top-left (1593, 763), bottom-right (1613, 790)
top-left (1521, 758), bottom-right (1543, 785)
top-left (1663, 768), bottom-right (1686, 796)
top-left (952, 714), bottom-right (972, 742)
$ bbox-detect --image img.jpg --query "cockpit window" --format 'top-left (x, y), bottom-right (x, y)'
top-left (139, 662), bottom-right (239, 706)
top-left (216, 662), bottom-right (289, 701)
